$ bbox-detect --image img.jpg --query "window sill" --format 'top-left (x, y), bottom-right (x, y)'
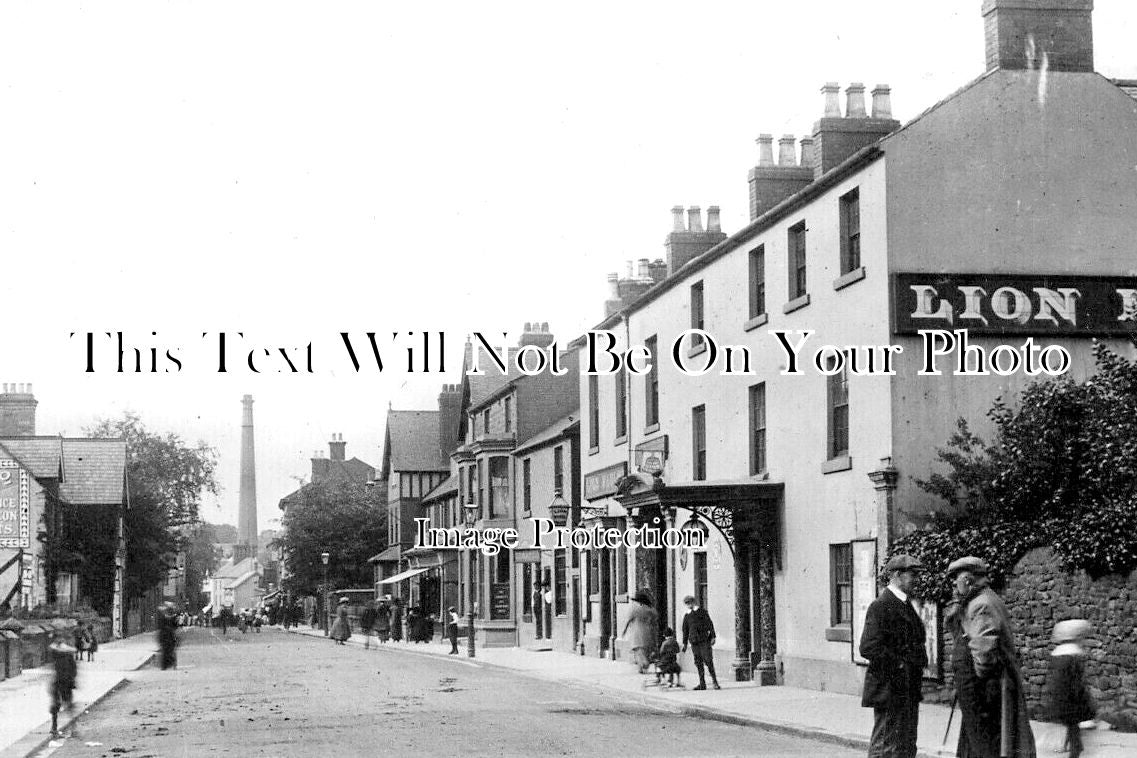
top-left (825, 625), bottom-right (852, 642)
top-left (588, 445), bottom-right (600, 456)
top-left (644, 423), bottom-right (660, 436)
top-left (782, 294), bottom-right (811, 314)
top-left (614, 434), bottom-right (628, 447)
top-left (821, 455), bottom-right (853, 474)
top-left (687, 342), bottom-right (707, 359)
top-left (743, 313), bottom-right (768, 333)
top-left (833, 266), bottom-right (866, 291)
top-left (615, 593), bottom-right (629, 604)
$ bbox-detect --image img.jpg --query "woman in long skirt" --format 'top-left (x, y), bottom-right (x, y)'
top-left (330, 597), bottom-right (352, 644)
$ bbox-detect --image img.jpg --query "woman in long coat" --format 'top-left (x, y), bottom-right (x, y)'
top-left (329, 598), bottom-right (352, 644)
top-left (622, 591), bottom-right (659, 674)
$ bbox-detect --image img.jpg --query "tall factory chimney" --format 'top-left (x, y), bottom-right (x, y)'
top-left (237, 394), bottom-right (258, 560)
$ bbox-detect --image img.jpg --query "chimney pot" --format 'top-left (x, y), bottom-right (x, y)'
top-left (777, 135), bottom-right (797, 166)
top-left (821, 82), bottom-right (841, 117)
top-left (626, 260), bottom-right (634, 279)
top-left (524, 322), bottom-right (532, 332)
top-left (846, 83), bottom-right (867, 118)
top-left (756, 134), bottom-right (775, 167)
top-left (671, 206), bottom-right (686, 232)
top-left (871, 85), bottom-right (892, 119)
top-left (541, 322), bottom-right (549, 332)
top-left (799, 136), bottom-right (814, 168)
top-left (706, 206), bottom-right (721, 233)
top-left (687, 206), bottom-right (703, 233)
top-left (637, 258), bottom-right (650, 278)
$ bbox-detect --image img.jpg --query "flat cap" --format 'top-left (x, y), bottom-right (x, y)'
top-left (946, 556), bottom-right (989, 577)
top-left (883, 554), bottom-right (925, 572)
top-left (1052, 619), bottom-right (1091, 644)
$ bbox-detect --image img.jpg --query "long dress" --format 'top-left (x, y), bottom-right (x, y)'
top-left (623, 601), bottom-right (659, 673)
top-left (330, 606), bottom-right (351, 642)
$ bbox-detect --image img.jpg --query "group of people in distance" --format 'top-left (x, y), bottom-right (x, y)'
top-left (861, 554), bottom-right (1097, 758)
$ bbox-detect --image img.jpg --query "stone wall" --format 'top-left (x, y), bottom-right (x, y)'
top-left (1004, 547), bottom-right (1137, 730)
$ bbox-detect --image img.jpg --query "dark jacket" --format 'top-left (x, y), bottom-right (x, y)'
top-left (859, 587), bottom-right (927, 708)
top-left (681, 607), bottom-right (715, 647)
top-left (360, 605), bottom-right (378, 631)
top-left (1046, 650), bottom-right (1095, 724)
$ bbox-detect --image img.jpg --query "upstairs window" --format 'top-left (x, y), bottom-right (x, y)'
top-left (644, 335), bottom-right (659, 427)
top-left (827, 353), bottom-right (849, 459)
top-left (749, 383), bottom-right (767, 475)
top-left (692, 405), bottom-right (707, 481)
top-left (690, 281), bottom-right (705, 348)
top-left (588, 373), bottom-right (600, 449)
top-left (482, 408), bottom-right (490, 436)
top-left (522, 458), bottom-right (532, 511)
top-left (749, 246), bottom-right (766, 318)
top-left (614, 366), bottom-right (627, 439)
top-left (504, 397), bottom-right (512, 433)
top-left (553, 445), bottom-right (564, 494)
top-left (788, 222), bottom-right (808, 300)
top-left (840, 188), bottom-right (861, 274)
top-left (488, 456), bottom-right (509, 517)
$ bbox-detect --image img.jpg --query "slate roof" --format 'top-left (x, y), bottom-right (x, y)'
top-left (215, 557), bottom-right (257, 579)
top-left (0, 437), bottom-right (63, 479)
top-left (60, 438), bottom-right (127, 505)
top-left (382, 411), bottom-right (447, 474)
top-left (514, 415), bottom-right (579, 456)
top-left (1114, 79), bottom-right (1137, 101)
top-left (421, 472), bottom-right (458, 504)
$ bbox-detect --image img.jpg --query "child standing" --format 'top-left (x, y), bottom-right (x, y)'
top-left (48, 634), bottom-right (78, 735)
top-left (83, 623), bottom-right (98, 662)
top-left (447, 607), bottom-right (461, 654)
top-left (1046, 619), bottom-right (1096, 758)
top-left (656, 627), bottom-right (683, 688)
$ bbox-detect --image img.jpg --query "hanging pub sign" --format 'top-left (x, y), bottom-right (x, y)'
top-left (634, 436), bottom-right (669, 476)
top-left (892, 273), bottom-right (1137, 335)
top-left (583, 462), bottom-right (627, 501)
top-left (0, 460), bottom-right (31, 549)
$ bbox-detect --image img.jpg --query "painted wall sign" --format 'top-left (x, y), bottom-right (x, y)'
top-left (583, 461), bottom-right (627, 501)
top-left (892, 273), bottom-right (1137, 335)
top-left (0, 460), bottom-right (31, 549)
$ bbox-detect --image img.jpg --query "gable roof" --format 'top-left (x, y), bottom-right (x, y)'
top-left (514, 414), bottom-right (579, 456)
top-left (0, 437), bottom-right (63, 479)
top-left (60, 438), bottom-right (127, 505)
top-left (382, 410), bottom-right (447, 476)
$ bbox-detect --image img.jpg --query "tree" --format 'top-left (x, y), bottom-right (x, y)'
top-left (275, 479), bottom-right (387, 595)
top-left (892, 341), bottom-right (1137, 602)
top-left (182, 522), bottom-right (229, 611)
top-left (86, 413), bottom-right (220, 599)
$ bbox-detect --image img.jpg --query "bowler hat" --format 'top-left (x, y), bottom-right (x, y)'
top-left (338, 596), bottom-right (349, 604)
top-left (946, 556), bottom-right (989, 577)
top-left (883, 554), bottom-right (924, 573)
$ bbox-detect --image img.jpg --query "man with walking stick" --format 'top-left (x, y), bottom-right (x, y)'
top-left (946, 556), bottom-right (1035, 758)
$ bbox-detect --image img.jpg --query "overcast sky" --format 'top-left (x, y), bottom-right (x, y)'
top-left (2, 1), bottom-right (1134, 533)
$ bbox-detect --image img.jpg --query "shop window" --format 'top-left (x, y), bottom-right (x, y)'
top-left (554, 551), bottom-right (567, 616)
top-left (495, 548), bottom-right (512, 583)
top-left (694, 551), bottom-right (708, 609)
top-left (830, 543), bottom-right (853, 626)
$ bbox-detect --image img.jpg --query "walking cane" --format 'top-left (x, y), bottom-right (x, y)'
top-left (1000, 673), bottom-right (1013, 758)
top-left (943, 692), bottom-right (958, 747)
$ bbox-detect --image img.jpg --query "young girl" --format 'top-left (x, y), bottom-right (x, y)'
top-left (656, 627), bottom-right (683, 688)
top-left (1046, 619), bottom-right (1096, 758)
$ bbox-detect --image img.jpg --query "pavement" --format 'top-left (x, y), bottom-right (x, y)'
top-left (284, 625), bottom-right (1137, 758)
top-left (0, 635), bottom-right (155, 758)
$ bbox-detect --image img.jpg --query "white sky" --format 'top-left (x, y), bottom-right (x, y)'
top-left (2, 1), bottom-right (1135, 532)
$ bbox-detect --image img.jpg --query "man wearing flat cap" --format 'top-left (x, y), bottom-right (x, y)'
top-left (946, 557), bottom-right (1035, 758)
top-left (860, 554), bottom-right (928, 758)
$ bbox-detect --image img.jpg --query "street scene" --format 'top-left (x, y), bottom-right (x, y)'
top-left (4, 1), bottom-right (1137, 757)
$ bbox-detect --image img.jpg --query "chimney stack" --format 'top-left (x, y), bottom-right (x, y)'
top-left (0, 382), bottom-right (37, 437)
top-left (237, 395), bottom-right (259, 558)
top-left (329, 432), bottom-right (346, 461)
top-left (437, 383), bottom-right (463, 458)
top-left (811, 81), bottom-right (900, 179)
top-left (665, 205), bottom-right (726, 274)
top-left (749, 134), bottom-right (813, 220)
top-left (518, 321), bottom-right (555, 350)
top-left (982, 0), bottom-right (1094, 73)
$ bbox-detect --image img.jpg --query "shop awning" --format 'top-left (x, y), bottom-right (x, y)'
top-left (377, 567), bottom-right (430, 585)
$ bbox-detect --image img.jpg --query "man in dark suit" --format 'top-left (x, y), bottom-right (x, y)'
top-left (860, 554), bottom-right (928, 758)
top-left (681, 594), bottom-right (720, 690)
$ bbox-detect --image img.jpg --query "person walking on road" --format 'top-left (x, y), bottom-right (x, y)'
top-left (859, 554), bottom-right (928, 758)
top-left (330, 596), bottom-right (352, 644)
top-left (389, 598), bottom-right (404, 643)
top-left (375, 597), bottom-right (391, 643)
top-left (47, 633), bottom-right (78, 736)
top-left (681, 594), bottom-right (720, 690)
top-left (622, 591), bottom-right (659, 675)
top-left (946, 556), bottom-right (1036, 758)
top-left (360, 601), bottom-right (378, 649)
top-left (157, 602), bottom-right (179, 670)
top-left (1046, 619), bottom-right (1096, 758)
top-left (447, 606), bottom-right (461, 654)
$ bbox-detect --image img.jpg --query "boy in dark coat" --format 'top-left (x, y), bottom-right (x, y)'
top-left (1046, 619), bottom-right (1095, 758)
top-left (656, 627), bottom-right (683, 688)
top-left (48, 635), bottom-right (78, 735)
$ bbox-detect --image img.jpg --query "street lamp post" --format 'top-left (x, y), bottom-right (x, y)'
top-left (462, 502), bottom-right (479, 658)
top-left (320, 551), bottom-right (330, 636)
